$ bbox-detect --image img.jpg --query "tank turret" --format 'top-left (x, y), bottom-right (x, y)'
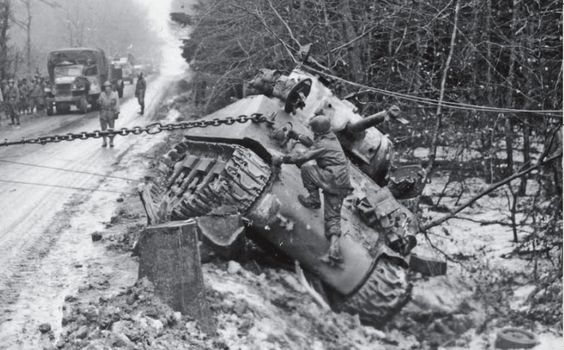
top-left (245, 68), bottom-right (424, 194)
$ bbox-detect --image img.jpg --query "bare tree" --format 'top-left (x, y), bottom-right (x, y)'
top-left (0, 0), bottom-right (11, 79)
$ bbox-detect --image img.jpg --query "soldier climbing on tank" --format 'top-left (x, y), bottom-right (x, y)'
top-left (97, 81), bottom-right (120, 148)
top-left (274, 111), bottom-right (352, 266)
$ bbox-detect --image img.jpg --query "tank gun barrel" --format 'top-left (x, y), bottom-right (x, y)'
top-left (345, 110), bottom-right (389, 134)
top-left (345, 105), bottom-right (402, 134)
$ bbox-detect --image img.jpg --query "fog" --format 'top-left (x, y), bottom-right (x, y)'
top-left (10, 0), bottom-right (172, 76)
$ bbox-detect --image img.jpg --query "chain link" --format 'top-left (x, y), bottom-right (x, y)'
top-left (0, 114), bottom-right (271, 147)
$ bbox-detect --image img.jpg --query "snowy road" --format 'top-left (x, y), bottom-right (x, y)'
top-left (0, 76), bottom-right (177, 348)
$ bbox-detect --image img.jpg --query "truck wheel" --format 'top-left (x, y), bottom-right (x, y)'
top-left (79, 96), bottom-right (88, 114)
top-left (333, 257), bottom-right (412, 327)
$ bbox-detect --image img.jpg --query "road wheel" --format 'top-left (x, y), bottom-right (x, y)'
top-left (118, 87), bottom-right (123, 98)
top-left (46, 107), bottom-right (54, 116)
top-left (332, 257), bottom-right (412, 328)
top-left (494, 328), bottom-right (539, 349)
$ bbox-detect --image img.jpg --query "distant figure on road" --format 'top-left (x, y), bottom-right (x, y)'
top-left (30, 79), bottom-right (45, 115)
top-left (5, 79), bottom-right (20, 126)
top-left (97, 81), bottom-right (120, 148)
top-left (135, 72), bottom-right (146, 115)
top-left (19, 78), bottom-right (30, 115)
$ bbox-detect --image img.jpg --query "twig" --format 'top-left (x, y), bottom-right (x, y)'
top-left (266, 0), bottom-right (300, 47)
top-left (294, 261), bottom-right (331, 311)
top-left (262, 0), bottom-right (333, 73)
top-left (330, 24), bottom-right (379, 53)
top-left (454, 216), bottom-right (513, 226)
top-left (422, 232), bottom-right (466, 266)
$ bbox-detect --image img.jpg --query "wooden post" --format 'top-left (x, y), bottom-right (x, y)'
top-left (138, 219), bottom-right (215, 333)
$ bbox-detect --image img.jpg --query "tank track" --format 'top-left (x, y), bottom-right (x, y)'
top-left (143, 139), bottom-right (271, 222)
top-left (334, 257), bottom-right (412, 327)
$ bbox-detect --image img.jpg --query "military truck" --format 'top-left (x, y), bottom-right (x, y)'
top-left (109, 63), bottom-right (125, 98)
top-left (45, 48), bottom-right (109, 115)
top-left (111, 54), bottom-right (136, 84)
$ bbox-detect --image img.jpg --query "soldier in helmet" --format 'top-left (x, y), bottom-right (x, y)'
top-left (97, 81), bottom-right (120, 147)
top-left (274, 109), bottom-right (352, 265)
top-left (5, 78), bottom-right (20, 126)
top-left (135, 72), bottom-right (146, 115)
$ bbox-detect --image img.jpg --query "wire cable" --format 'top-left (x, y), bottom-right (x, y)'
top-left (0, 159), bottom-right (141, 182)
top-left (303, 66), bottom-right (563, 117)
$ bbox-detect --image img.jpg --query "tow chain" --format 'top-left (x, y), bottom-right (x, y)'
top-left (0, 113), bottom-right (271, 147)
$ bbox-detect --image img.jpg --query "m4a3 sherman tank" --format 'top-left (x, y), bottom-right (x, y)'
top-left (140, 68), bottom-right (422, 327)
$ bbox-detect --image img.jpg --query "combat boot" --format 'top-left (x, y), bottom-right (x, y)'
top-left (320, 235), bottom-right (343, 266)
top-left (298, 193), bottom-right (321, 209)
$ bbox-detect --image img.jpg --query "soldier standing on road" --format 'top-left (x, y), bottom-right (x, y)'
top-left (135, 72), bottom-right (146, 115)
top-left (30, 79), bottom-right (44, 115)
top-left (97, 81), bottom-right (120, 148)
top-left (5, 79), bottom-right (20, 126)
top-left (19, 79), bottom-right (30, 115)
top-left (274, 111), bottom-right (352, 265)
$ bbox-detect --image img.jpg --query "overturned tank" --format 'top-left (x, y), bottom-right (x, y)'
top-left (140, 69), bottom-right (423, 327)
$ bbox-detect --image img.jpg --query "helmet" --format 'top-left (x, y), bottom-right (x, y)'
top-left (309, 115), bottom-right (331, 134)
top-left (103, 81), bottom-right (111, 87)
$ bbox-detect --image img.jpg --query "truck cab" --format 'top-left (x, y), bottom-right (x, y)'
top-left (46, 48), bottom-right (109, 115)
top-left (45, 63), bottom-right (90, 115)
top-left (111, 54), bottom-right (136, 84)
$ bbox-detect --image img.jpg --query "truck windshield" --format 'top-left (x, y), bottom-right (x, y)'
top-left (54, 66), bottom-right (83, 77)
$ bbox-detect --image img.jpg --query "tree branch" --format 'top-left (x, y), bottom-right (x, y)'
top-left (330, 24), bottom-right (379, 53)
top-left (421, 152), bottom-right (562, 231)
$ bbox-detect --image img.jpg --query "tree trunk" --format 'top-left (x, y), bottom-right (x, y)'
top-left (25, 0), bottom-right (31, 75)
top-left (138, 220), bottom-right (215, 333)
top-left (319, 0), bottom-right (332, 68)
top-left (0, 0), bottom-right (10, 79)
top-left (341, 0), bottom-right (362, 81)
top-left (484, 0), bottom-right (496, 183)
top-left (504, 0), bottom-right (518, 178)
top-left (426, 0), bottom-right (461, 176)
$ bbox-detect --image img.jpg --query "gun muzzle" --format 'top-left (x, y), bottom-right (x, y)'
top-left (345, 110), bottom-right (389, 134)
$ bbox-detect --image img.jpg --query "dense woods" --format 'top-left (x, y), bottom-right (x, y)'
top-left (181, 0), bottom-right (561, 180)
top-left (177, 0), bottom-right (563, 327)
top-left (179, 0), bottom-right (562, 190)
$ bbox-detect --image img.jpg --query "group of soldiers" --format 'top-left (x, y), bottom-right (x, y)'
top-left (0, 75), bottom-right (48, 126)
